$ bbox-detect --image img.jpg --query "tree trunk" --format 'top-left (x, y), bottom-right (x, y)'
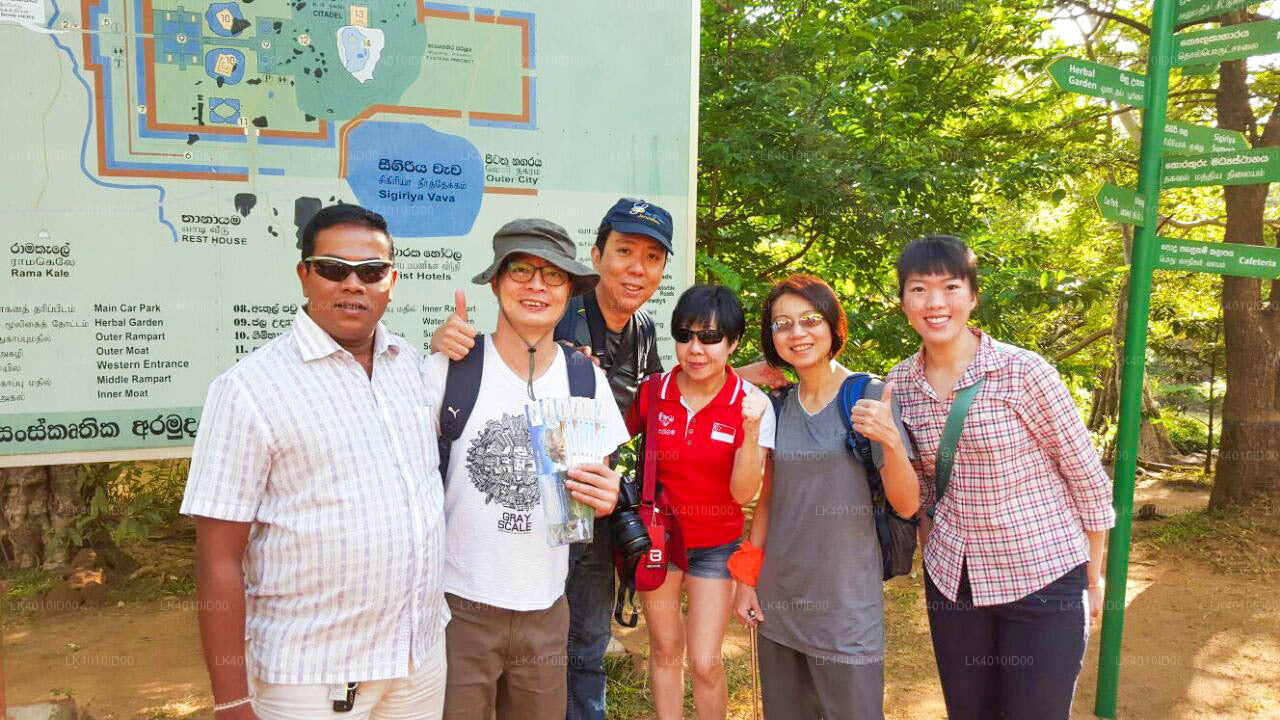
top-left (1209, 54), bottom-right (1280, 508)
top-left (1089, 223), bottom-right (1177, 464)
top-left (0, 464), bottom-right (128, 570)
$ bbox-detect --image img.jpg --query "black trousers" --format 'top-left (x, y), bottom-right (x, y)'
top-left (924, 563), bottom-right (1089, 720)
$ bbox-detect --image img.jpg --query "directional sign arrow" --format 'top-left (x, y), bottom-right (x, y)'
top-left (1155, 236), bottom-right (1280, 278)
top-left (1095, 184), bottom-right (1147, 225)
top-left (1045, 56), bottom-right (1147, 108)
top-left (1163, 121), bottom-right (1249, 156)
top-left (1172, 19), bottom-right (1280, 67)
top-left (1175, 0), bottom-right (1258, 25)
top-left (1162, 148), bottom-right (1280, 187)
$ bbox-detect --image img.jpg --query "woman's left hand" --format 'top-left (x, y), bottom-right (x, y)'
top-left (850, 380), bottom-right (900, 448)
top-left (1087, 583), bottom-right (1104, 624)
top-left (567, 462), bottom-right (622, 517)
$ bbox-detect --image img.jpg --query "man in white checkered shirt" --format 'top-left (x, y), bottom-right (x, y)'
top-left (181, 204), bottom-right (448, 720)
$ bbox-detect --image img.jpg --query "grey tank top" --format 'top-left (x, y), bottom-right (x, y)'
top-left (756, 382), bottom-right (903, 663)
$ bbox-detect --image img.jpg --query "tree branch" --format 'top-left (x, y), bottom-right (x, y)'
top-left (758, 227), bottom-right (822, 278)
top-left (1060, 0), bottom-right (1150, 35)
top-left (1054, 328), bottom-right (1112, 362)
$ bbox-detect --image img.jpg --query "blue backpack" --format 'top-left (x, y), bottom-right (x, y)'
top-left (768, 373), bottom-right (919, 581)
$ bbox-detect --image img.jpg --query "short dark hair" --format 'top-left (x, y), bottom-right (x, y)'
top-left (594, 227), bottom-right (612, 253)
top-left (300, 204), bottom-right (394, 261)
top-left (895, 235), bottom-right (978, 298)
top-left (671, 284), bottom-right (746, 344)
top-left (760, 274), bottom-right (847, 370)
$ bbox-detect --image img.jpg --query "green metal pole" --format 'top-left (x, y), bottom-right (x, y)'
top-left (1094, 0), bottom-right (1175, 716)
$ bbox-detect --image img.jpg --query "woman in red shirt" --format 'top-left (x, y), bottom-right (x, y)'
top-left (886, 235), bottom-right (1115, 720)
top-left (626, 284), bottom-right (772, 720)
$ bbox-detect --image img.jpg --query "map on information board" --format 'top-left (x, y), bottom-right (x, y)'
top-left (0, 0), bottom-right (697, 461)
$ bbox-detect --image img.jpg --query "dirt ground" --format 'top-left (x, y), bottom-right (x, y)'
top-left (5, 474), bottom-right (1279, 720)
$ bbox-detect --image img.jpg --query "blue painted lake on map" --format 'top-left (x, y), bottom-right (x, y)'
top-left (345, 121), bottom-right (484, 237)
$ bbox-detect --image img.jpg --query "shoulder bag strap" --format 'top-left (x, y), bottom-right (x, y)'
top-left (931, 376), bottom-right (984, 518)
top-left (640, 376), bottom-right (661, 506)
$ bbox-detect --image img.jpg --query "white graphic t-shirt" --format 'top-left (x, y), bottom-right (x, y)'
top-left (424, 336), bottom-right (630, 611)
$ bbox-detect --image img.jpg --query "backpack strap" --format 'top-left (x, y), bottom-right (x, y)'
top-left (555, 295), bottom-right (591, 349)
top-left (837, 373), bottom-right (878, 480)
top-left (767, 384), bottom-right (794, 421)
top-left (439, 335), bottom-right (595, 481)
top-left (581, 291), bottom-right (609, 360)
top-left (439, 333), bottom-right (487, 479)
top-left (562, 342), bottom-right (597, 399)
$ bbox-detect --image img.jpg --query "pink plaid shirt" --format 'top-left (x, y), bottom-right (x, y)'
top-left (887, 329), bottom-right (1114, 607)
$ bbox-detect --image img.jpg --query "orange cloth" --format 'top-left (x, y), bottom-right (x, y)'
top-left (727, 539), bottom-right (764, 586)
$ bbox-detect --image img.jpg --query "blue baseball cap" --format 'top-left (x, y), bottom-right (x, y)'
top-left (598, 198), bottom-right (674, 254)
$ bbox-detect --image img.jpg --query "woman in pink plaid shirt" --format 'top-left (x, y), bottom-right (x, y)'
top-left (885, 236), bottom-right (1116, 720)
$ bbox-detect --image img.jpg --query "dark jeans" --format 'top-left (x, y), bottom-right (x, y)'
top-left (925, 563), bottom-right (1089, 720)
top-left (564, 519), bottom-right (614, 720)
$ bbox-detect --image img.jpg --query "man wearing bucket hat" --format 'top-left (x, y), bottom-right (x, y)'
top-left (429, 201), bottom-right (785, 720)
top-left (423, 218), bottom-right (630, 719)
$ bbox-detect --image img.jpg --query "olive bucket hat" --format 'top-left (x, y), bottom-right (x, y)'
top-left (471, 218), bottom-right (599, 297)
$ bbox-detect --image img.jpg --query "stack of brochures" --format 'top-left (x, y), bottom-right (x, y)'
top-left (525, 396), bottom-right (607, 546)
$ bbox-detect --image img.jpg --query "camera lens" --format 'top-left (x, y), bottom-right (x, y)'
top-left (611, 511), bottom-right (651, 561)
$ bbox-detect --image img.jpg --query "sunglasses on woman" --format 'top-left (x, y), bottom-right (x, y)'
top-left (304, 256), bottom-right (395, 283)
top-left (672, 327), bottom-right (726, 344)
top-left (769, 312), bottom-right (825, 335)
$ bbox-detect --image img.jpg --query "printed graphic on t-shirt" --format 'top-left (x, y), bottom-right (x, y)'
top-left (465, 412), bottom-right (537, 534)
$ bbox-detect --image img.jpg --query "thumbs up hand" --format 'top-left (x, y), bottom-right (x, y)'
top-left (850, 380), bottom-right (901, 449)
top-left (430, 289), bottom-right (478, 360)
top-left (740, 387), bottom-right (768, 436)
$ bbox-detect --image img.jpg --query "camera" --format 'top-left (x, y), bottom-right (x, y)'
top-left (609, 476), bottom-right (650, 563)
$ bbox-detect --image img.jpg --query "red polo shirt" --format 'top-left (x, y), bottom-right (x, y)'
top-left (627, 366), bottom-right (763, 548)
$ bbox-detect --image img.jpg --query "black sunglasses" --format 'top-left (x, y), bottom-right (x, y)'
top-left (304, 256), bottom-right (394, 283)
top-left (672, 327), bottom-right (726, 345)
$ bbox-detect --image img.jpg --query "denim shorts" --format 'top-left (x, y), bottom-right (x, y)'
top-left (674, 537), bottom-right (742, 580)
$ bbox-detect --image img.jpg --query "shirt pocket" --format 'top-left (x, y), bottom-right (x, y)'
top-left (955, 391), bottom-right (1031, 462)
top-left (899, 406), bottom-right (940, 471)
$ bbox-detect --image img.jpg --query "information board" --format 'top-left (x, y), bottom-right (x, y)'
top-left (0, 0), bottom-right (699, 463)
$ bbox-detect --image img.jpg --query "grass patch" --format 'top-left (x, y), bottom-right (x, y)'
top-left (1138, 504), bottom-right (1280, 575)
top-left (160, 573), bottom-right (196, 597)
top-left (3, 568), bottom-right (59, 600)
top-left (603, 651), bottom-right (760, 719)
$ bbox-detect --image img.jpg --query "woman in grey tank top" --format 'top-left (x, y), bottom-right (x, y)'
top-left (734, 275), bottom-right (918, 720)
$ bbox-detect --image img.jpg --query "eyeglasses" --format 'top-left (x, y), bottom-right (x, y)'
top-left (505, 260), bottom-right (569, 287)
top-left (672, 327), bottom-right (726, 345)
top-left (304, 256), bottom-right (394, 283)
top-left (769, 312), bottom-right (826, 335)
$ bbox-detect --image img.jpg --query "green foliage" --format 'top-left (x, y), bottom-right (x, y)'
top-left (51, 460), bottom-right (190, 556)
top-left (2, 567), bottom-right (58, 600)
top-left (697, 0), bottom-right (1135, 386)
top-left (161, 573), bottom-right (196, 597)
top-left (1156, 409), bottom-right (1219, 455)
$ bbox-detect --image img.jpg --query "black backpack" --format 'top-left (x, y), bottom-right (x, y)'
top-left (437, 333), bottom-right (596, 478)
top-left (769, 374), bottom-right (919, 581)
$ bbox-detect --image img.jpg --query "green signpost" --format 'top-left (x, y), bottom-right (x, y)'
top-left (1046, 56), bottom-right (1147, 107)
top-left (1162, 148), bottom-right (1280, 187)
top-left (1172, 19), bottom-right (1280, 66)
top-left (1176, 0), bottom-right (1256, 24)
top-left (1156, 236), bottom-right (1280, 277)
top-left (1047, 1), bottom-right (1280, 717)
top-left (1164, 121), bottom-right (1248, 155)
top-left (1096, 184), bottom-right (1146, 224)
